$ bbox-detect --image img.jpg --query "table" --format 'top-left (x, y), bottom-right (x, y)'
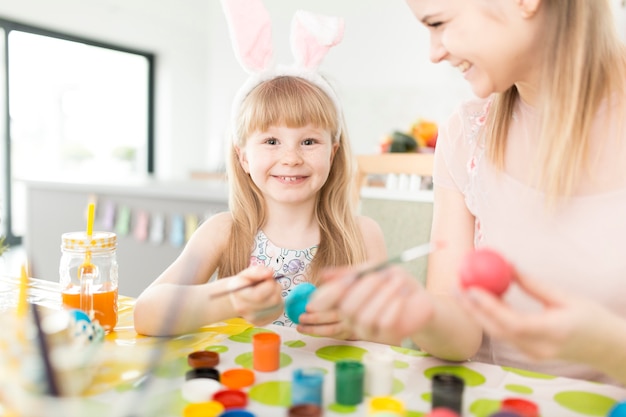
top-left (1, 275), bottom-right (625, 417)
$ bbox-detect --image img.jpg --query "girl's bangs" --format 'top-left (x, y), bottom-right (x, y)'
top-left (241, 77), bottom-right (338, 138)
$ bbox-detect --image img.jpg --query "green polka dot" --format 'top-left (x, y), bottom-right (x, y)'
top-left (248, 381), bottom-right (291, 406)
top-left (391, 346), bottom-right (429, 357)
top-left (504, 384), bottom-right (533, 395)
top-left (234, 351), bottom-right (293, 369)
top-left (316, 345), bottom-right (368, 362)
top-left (284, 340), bottom-right (306, 348)
top-left (424, 365), bottom-right (486, 387)
top-left (228, 328), bottom-right (276, 343)
top-left (392, 378), bottom-right (405, 395)
top-left (153, 356), bottom-right (188, 378)
top-left (554, 391), bottom-right (617, 416)
top-left (328, 403), bottom-right (358, 413)
top-left (421, 392), bottom-right (431, 402)
top-left (468, 398), bottom-right (501, 417)
top-left (205, 345), bottom-right (228, 353)
top-left (394, 360), bottom-right (409, 369)
top-left (501, 366), bottom-right (556, 379)
top-left (406, 411), bottom-right (427, 417)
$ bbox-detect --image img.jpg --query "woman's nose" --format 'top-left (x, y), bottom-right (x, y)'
top-left (429, 32), bottom-right (447, 63)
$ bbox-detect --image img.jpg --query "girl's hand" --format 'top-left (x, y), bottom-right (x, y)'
top-left (306, 265), bottom-right (434, 345)
top-left (457, 269), bottom-right (609, 364)
top-left (228, 266), bottom-right (284, 326)
top-left (297, 307), bottom-right (353, 340)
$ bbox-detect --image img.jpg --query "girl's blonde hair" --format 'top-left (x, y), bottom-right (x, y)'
top-left (218, 76), bottom-right (367, 283)
top-left (484, 0), bottom-right (626, 199)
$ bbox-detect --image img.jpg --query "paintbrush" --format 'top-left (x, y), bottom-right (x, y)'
top-left (353, 240), bottom-right (444, 280)
top-left (31, 303), bottom-right (60, 396)
top-left (210, 274), bottom-right (286, 299)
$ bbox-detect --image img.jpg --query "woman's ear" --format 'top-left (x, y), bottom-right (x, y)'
top-left (235, 146), bottom-right (250, 173)
top-left (517, 0), bottom-right (541, 18)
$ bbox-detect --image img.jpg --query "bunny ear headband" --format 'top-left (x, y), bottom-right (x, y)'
top-left (220, 0), bottom-right (345, 142)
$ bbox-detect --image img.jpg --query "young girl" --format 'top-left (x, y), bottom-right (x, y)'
top-left (133, 3), bottom-right (387, 337)
top-left (307, 0), bottom-right (626, 386)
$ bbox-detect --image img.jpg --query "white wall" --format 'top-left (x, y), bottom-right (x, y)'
top-left (0, 0), bottom-right (473, 179)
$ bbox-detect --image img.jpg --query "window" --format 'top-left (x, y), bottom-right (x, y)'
top-left (0, 18), bottom-right (155, 244)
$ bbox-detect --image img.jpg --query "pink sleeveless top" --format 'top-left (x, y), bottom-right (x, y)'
top-left (433, 96), bottom-right (626, 384)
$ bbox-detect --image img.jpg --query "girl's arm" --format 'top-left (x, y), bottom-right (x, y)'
top-left (133, 212), bottom-right (283, 336)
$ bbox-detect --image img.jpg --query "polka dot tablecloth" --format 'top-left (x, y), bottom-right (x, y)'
top-left (1, 276), bottom-right (625, 417)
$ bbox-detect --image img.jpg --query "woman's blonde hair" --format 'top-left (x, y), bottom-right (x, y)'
top-left (484, 0), bottom-right (626, 199)
top-left (218, 76), bottom-right (367, 283)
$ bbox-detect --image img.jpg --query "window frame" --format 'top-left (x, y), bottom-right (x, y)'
top-left (0, 17), bottom-right (155, 245)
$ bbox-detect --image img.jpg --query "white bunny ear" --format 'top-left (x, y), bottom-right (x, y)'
top-left (221, 0), bottom-right (274, 73)
top-left (291, 10), bottom-right (345, 70)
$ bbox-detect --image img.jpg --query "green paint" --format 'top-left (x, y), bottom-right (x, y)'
top-left (248, 381), bottom-right (291, 406)
top-left (391, 346), bottom-right (430, 357)
top-left (234, 351), bottom-right (293, 369)
top-left (284, 340), bottom-right (306, 348)
top-left (394, 360), bottom-right (410, 369)
top-left (228, 327), bottom-right (276, 343)
top-left (501, 366), bottom-right (556, 380)
top-left (205, 345), bottom-right (228, 353)
top-left (554, 391), bottom-right (617, 416)
top-left (406, 411), bottom-right (427, 417)
top-left (328, 403), bottom-right (358, 413)
top-left (504, 384), bottom-right (533, 395)
top-left (423, 365), bottom-right (486, 387)
top-left (315, 345), bottom-right (368, 362)
top-left (468, 399), bottom-right (501, 417)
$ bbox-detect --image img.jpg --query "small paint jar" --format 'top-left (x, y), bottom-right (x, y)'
top-left (252, 332), bottom-right (281, 371)
top-left (335, 360), bottom-right (364, 406)
top-left (292, 367), bottom-right (324, 407)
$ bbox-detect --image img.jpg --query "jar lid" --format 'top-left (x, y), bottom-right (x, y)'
top-left (61, 231), bottom-right (117, 251)
top-left (186, 367), bottom-right (220, 382)
top-left (288, 404), bottom-right (322, 417)
top-left (188, 350), bottom-right (220, 369)
top-left (182, 401), bottom-right (225, 417)
top-left (212, 389), bottom-right (248, 410)
top-left (220, 368), bottom-right (255, 389)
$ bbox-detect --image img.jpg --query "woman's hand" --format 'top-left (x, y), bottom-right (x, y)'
top-left (305, 265), bottom-right (434, 345)
top-left (457, 269), bottom-right (619, 366)
top-left (228, 266), bottom-right (284, 326)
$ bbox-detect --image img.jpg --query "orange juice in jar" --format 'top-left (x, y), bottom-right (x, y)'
top-left (59, 231), bottom-right (118, 333)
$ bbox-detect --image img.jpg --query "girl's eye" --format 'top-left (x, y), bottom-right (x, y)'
top-left (302, 138), bottom-right (316, 146)
top-left (266, 138), bottom-right (278, 145)
top-left (427, 21), bottom-right (443, 28)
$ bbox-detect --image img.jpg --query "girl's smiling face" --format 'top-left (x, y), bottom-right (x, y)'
top-left (236, 123), bottom-right (338, 206)
top-left (406, 0), bottom-right (544, 99)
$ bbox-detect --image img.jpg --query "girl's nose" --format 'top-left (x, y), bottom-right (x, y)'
top-left (280, 146), bottom-right (303, 165)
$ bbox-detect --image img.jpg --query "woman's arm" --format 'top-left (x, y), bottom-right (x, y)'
top-left (407, 185), bottom-right (483, 360)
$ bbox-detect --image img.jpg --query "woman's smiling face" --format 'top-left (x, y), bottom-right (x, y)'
top-left (406, 0), bottom-right (545, 99)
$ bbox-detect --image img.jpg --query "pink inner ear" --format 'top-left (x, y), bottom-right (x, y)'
top-left (222, 0), bottom-right (273, 72)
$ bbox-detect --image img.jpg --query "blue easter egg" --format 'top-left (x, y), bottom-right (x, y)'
top-left (284, 283), bottom-right (317, 325)
top-left (68, 309), bottom-right (91, 324)
top-left (609, 402), bottom-right (626, 417)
